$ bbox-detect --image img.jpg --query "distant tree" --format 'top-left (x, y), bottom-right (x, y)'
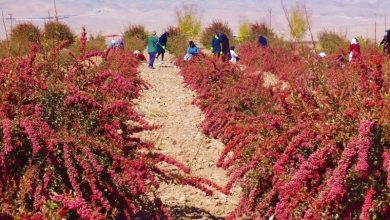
top-left (166, 26), bottom-right (188, 58)
top-left (123, 25), bottom-right (148, 41)
top-left (175, 4), bottom-right (202, 38)
top-left (289, 7), bottom-right (308, 41)
top-left (0, 40), bottom-right (9, 58)
top-left (87, 34), bottom-right (107, 51)
top-left (238, 22), bottom-right (251, 43)
top-left (281, 0), bottom-right (308, 42)
top-left (11, 23), bottom-right (41, 43)
top-left (166, 26), bottom-right (181, 36)
top-left (200, 20), bottom-right (235, 48)
top-left (44, 21), bottom-right (74, 44)
top-left (317, 31), bottom-right (348, 54)
top-left (9, 23), bottom-right (41, 56)
top-left (249, 22), bottom-right (280, 42)
top-left (237, 21), bottom-right (283, 46)
top-left (123, 24), bottom-right (148, 51)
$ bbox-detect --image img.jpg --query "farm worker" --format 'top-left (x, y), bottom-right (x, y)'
top-left (319, 52), bottom-right (327, 58)
top-left (220, 33), bottom-right (231, 62)
top-left (211, 32), bottom-right (222, 57)
top-left (258, 35), bottom-right (268, 48)
top-left (380, 30), bottom-right (390, 54)
top-left (230, 46), bottom-right (240, 63)
top-left (379, 32), bottom-right (388, 46)
top-left (184, 41), bottom-right (199, 61)
top-left (156, 32), bottom-right (169, 61)
top-left (348, 37), bottom-right (361, 62)
top-left (147, 31), bottom-right (159, 69)
top-left (336, 54), bottom-right (346, 68)
top-left (109, 39), bottom-right (116, 48)
top-left (116, 38), bottom-right (124, 49)
top-left (133, 50), bottom-right (147, 62)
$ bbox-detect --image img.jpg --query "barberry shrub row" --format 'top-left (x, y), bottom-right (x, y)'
top-left (178, 45), bottom-right (389, 219)
top-left (0, 29), bottom-right (220, 219)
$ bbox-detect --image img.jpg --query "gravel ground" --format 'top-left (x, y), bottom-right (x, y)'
top-left (134, 53), bottom-right (240, 219)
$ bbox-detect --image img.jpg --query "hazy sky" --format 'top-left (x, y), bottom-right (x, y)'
top-left (1, 0), bottom-right (389, 40)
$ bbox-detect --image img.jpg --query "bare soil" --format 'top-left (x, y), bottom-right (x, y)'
top-left (134, 53), bottom-right (240, 219)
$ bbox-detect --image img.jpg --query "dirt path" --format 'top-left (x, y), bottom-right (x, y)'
top-left (134, 53), bottom-right (240, 219)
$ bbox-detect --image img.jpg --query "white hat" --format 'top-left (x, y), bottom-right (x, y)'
top-left (110, 39), bottom-right (116, 44)
top-left (351, 38), bottom-right (358, 45)
top-left (319, 52), bottom-right (327, 58)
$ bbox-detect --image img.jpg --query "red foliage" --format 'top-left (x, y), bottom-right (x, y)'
top-left (359, 189), bottom-right (376, 220)
top-left (178, 43), bottom-right (390, 219)
top-left (0, 28), bottom-right (221, 219)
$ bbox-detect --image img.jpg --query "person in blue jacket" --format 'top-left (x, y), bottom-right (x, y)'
top-left (156, 32), bottom-right (169, 61)
top-left (184, 41), bottom-right (199, 61)
top-left (220, 33), bottom-right (230, 62)
top-left (187, 41), bottom-right (199, 55)
top-left (258, 35), bottom-right (268, 48)
top-left (211, 31), bottom-right (221, 57)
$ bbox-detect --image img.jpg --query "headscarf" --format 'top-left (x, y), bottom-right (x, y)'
top-left (258, 35), bottom-right (268, 47)
top-left (189, 41), bottom-right (196, 48)
top-left (351, 38), bottom-right (358, 45)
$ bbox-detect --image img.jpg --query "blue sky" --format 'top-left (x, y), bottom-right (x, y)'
top-left (1, 0), bottom-right (389, 40)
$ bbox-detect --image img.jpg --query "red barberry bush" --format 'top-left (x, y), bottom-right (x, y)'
top-left (0, 28), bottom-right (221, 219)
top-left (178, 43), bottom-right (390, 219)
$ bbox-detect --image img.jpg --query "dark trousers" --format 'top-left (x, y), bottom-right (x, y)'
top-left (148, 52), bottom-right (157, 67)
top-left (222, 52), bottom-right (231, 62)
top-left (157, 50), bottom-right (165, 60)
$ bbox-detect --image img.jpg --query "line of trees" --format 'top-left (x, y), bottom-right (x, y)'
top-left (0, 3), bottom-right (383, 59)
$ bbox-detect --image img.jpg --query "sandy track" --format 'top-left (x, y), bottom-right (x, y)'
top-left (134, 53), bottom-right (239, 219)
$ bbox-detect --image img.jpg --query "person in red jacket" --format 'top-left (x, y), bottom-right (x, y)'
top-left (348, 37), bottom-right (361, 61)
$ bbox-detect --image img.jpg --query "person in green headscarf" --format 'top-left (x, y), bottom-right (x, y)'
top-left (147, 31), bottom-right (158, 69)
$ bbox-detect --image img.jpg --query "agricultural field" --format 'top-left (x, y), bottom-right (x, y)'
top-left (178, 42), bottom-right (390, 219)
top-left (1, 1), bottom-right (390, 220)
top-left (0, 27), bottom-right (225, 219)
